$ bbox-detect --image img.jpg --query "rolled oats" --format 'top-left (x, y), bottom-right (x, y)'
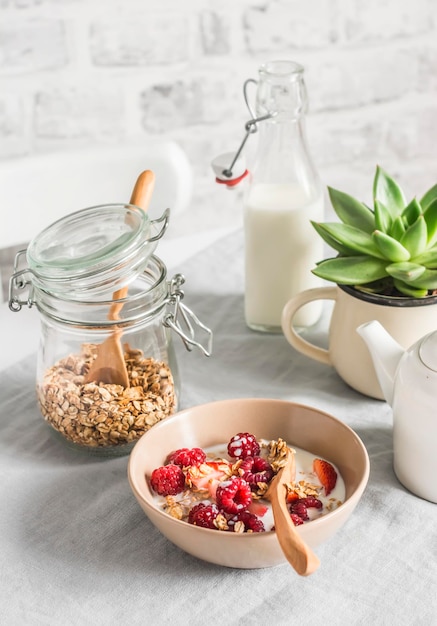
top-left (38, 344), bottom-right (176, 448)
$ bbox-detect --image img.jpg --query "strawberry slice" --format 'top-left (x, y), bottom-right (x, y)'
top-left (286, 489), bottom-right (300, 503)
top-left (186, 461), bottom-right (231, 499)
top-left (247, 500), bottom-right (269, 518)
top-left (313, 458), bottom-right (337, 496)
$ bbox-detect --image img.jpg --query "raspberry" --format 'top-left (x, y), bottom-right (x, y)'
top-left (167, 447), bottom-right (206, 468)
top-left (229, 511), bottom-right (265, 533)
top-left (227, 432), bottom-right (260, 459)
top-left (289, 501), bottom-right (309, 521)
top-left (289, 498), bottom-right (322, 523)
top-left (238, 456), bottom-right (274, 488)
top-left (188, 503), bottom-right (220, 529)
top-left (290, 513), bottom-right (304, 526)
top-left (301, 496), bottom-right (323, 510)
top-left (150, 464), bottom-right (186, 496)
top-left (215, 477), bottom-right (252, 514)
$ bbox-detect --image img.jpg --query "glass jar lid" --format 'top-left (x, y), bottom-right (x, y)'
top-left (26, 203), bottom-right (166, 297)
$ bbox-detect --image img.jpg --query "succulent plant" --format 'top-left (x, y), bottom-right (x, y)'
top-left (311, 166), bottom-right (437, 297)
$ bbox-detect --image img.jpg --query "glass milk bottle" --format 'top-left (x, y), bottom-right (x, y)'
top-left (244, 60), bottom-right (324, 332)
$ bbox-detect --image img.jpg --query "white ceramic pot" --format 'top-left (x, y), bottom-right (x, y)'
top-left (358, 320), bottom-right (437, 503)
top-left (281, 284), bottom-right (437, 400)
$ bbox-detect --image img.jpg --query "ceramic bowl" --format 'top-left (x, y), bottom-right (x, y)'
top-left (127, 398), bottom-right (369, 569)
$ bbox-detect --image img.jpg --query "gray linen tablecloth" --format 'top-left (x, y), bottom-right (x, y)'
top-left (1, 229), bottom-right (436, 625)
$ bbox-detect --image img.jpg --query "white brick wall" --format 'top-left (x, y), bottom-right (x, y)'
top-left (0, 0), bottom-right (436, 222)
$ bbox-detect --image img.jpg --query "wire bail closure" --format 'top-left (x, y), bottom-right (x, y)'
top-left (164, 274), bottom-right (213, 357)
top-left (212, 78), bottom-right (277, 185)
top-left (8, 250), bottom-right (33, 312)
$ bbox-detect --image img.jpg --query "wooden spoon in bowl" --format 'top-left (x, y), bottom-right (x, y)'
top-left (85, 170), bottom-right (156, 387)
top-left (265, 447), bottom-right (320, 576)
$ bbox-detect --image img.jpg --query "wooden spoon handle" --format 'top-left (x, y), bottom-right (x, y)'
top-left (271, 481), bottom-right (320, 576)
top-left (130, 169), bottom-right (155, 208)
top-left (110, 170), bottom-right (156, 317)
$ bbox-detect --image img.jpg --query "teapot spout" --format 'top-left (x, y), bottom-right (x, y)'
top-left (357, 320), bottom-right (405, 405)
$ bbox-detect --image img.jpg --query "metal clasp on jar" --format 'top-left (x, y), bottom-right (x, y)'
top-left (8, 250), bottom-right (34, 312)
top-left (164, 274), bottom-right (213, 357)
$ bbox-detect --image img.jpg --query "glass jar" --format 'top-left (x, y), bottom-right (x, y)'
top-left (244, 60), bottom-right (324, 332)
top-left (9, 204), bottom-right (212, 456)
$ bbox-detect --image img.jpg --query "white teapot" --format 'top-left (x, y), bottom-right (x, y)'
top-left (357, 320), bottom-right (437, 503)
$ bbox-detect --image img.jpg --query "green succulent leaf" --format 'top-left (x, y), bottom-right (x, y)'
top-left (311, 256), bottom-right (388, 284)
top-left (401, 197), bottom-right (422, 227)
top-left (399, 215), bottom-right (427, 257)
top-left (411, 244), bottom-right (437, 268)
top-left (310, 221), bottom-right (356, 256)
top-left (327, 187), bottom-right (375, 233)
top-left (420, 183), bottom-right (437, 211)
top-left (405, 268), bottom-right (437, 289)
top-left (374, 200), bottom-right (392, 233)
top-left (423, 197), bottom-right (437, 247)
top-left (314, 223), bottom-right (385, 258)
top-left (385, 262), bottom-right (426, 282)
top-left (393, 279), bottom-right (429, 298)
top-left (313, 168), bottom-right (437, 296)
top-left (389, 216), bottom-right (406, 240)
top-left (372, 230), bottom-right (411, 262)
top-left (373, 166), bottom-right (406, 218)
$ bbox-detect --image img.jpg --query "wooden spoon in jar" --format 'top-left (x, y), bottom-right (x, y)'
top-left (85, 170), bottom-right (156, 387)
top-left (265, 447), bottom-right (320, 576)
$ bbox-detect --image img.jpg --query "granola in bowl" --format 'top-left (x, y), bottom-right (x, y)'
top-left (148, 433), bottom-right (345, 533)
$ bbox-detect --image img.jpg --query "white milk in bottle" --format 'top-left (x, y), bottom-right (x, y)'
top-left (244, 183), bottom-right (323, 330)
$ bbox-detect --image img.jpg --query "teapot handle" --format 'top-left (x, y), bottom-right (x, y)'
top-left (281, 286), bottom-right (338, 365)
